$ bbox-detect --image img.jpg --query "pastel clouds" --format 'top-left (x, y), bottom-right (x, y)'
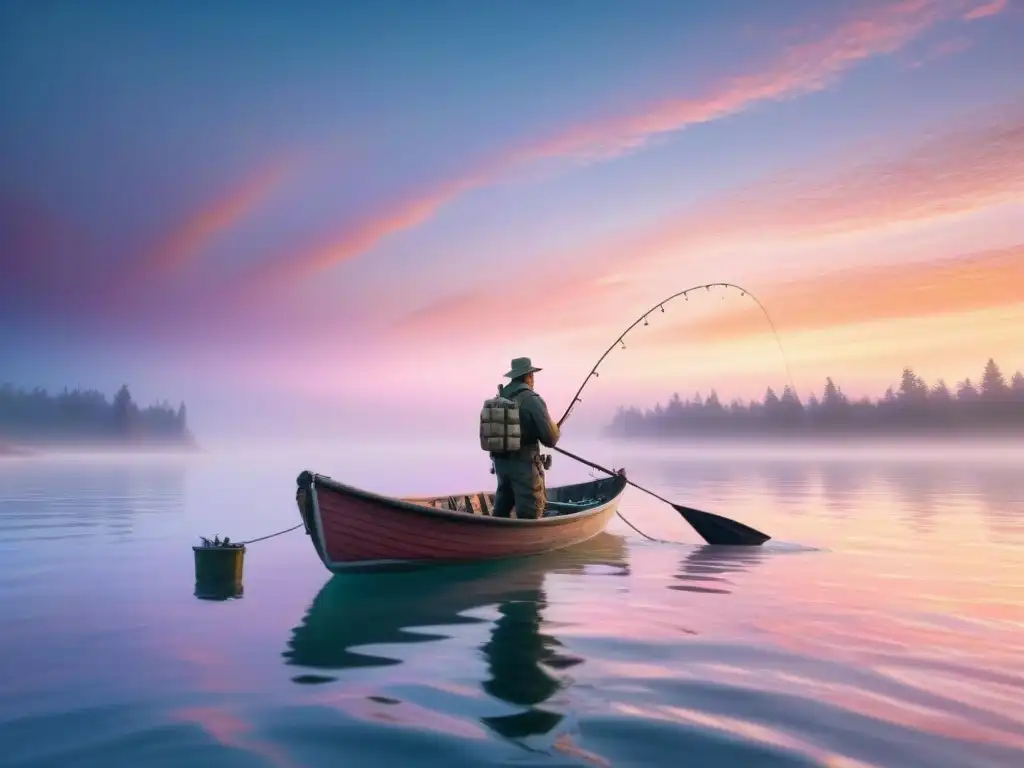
top-left (964, 0), bottom-right (1008, 20)
top-left (651, 104), bottom-right (1024, 253)
top-left (523, 0), bottom-right (952, 163)
top-left (253, 0), bottom-right (982, 286)
top-left (652, 244), bottom-right (1024, 345)
top-left (87, 0), bottom-right (1009, 306)
top-left (384, 104), bottom-right (1024, 348)
top-left (137, 155), bottom-right (301, 279)
top-left (388, 272), bottom-right (627, 347)
top-left (6, 0), bottom-right (1021, 414)
top-left (244, 162), bottom-right (501, 289)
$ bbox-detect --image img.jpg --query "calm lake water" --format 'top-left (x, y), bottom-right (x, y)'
top-left (1, 439), bottom-right (1023, 767)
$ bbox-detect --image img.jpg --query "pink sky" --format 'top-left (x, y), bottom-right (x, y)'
top-left (4, 0), bottom-right (1023, 436)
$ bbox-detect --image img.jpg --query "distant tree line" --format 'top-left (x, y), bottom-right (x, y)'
top-left (608, 359), bottom-right (1024, 438)
top-left (0, 383), bottom-right (195, 445)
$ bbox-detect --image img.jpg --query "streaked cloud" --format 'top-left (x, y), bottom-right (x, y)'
top-left (521, 0), bottom-right (955, 163)
top-left (243, 163), bottom-right (500, 289)
top-left (2, 154), bottom-right (306, 343)
top-left (7, 0), bottom-right (1020, 409)
top-left (964, 0), bottom-right (1008, 20)
top-left (644, 102), bottom-right (1024, 249)
top-left (387, 273), bottom-right (625, 346)
top-left (137, 155), bottom-right (300, 279)
top-left (383, 104), bottom-right (1024, 347)
top-left (654, 244), bottom-right (1024, 344)
top-left (262, 0), bottom-right (973, 284)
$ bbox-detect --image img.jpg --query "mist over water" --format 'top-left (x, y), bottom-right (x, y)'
top-left (1, 439), bottom-right (1022, 767)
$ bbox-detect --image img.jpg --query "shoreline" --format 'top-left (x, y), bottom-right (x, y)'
top-left (604, 429), bottom-right (1024, 443)
top-left (0, 439), bottom-right (200, 458)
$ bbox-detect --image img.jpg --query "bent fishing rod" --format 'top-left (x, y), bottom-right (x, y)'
top-left (550, 281), bottom-right (793, 546)
top-left (556, 281), bottom-right (795, 429)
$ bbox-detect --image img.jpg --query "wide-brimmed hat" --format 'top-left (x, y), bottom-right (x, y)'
top-left (504, 357), bottom-right (542, 379)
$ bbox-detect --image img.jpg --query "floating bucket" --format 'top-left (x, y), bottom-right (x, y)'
top-left (193, 541), bottom-right (245, 600)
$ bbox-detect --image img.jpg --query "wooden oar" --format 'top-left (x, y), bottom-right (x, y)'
top-left (552, 445), bottom-right (771, 546)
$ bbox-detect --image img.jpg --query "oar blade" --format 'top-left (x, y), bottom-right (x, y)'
top-left (672, 505), bottom-right (771, 546)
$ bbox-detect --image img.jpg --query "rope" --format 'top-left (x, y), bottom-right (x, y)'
top-left (236, 522), bottom-right (304, 546)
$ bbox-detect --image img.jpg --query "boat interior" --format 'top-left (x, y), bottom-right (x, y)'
top-left (408, 474), bottom-right (624, 518)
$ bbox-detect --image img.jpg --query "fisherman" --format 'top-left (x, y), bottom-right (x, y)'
top-left (485, 357), bottom-right (560, 520)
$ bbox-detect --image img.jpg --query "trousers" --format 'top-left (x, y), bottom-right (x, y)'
top-left (491, 452), bottom-right (546, 520)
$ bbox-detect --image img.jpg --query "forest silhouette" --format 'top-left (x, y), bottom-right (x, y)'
top-left (0, 383), bottom-right (194, 447)
top-left (608, 359), bottom-right (1024, 438)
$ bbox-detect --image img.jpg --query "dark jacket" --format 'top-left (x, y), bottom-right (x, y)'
top-left (498, 380), bottom-right (560, 452)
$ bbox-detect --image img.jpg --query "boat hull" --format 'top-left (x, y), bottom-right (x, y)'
top-left (295, 470), bottom-right (628, 573)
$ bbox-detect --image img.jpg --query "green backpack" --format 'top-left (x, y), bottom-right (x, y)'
top-left (479, 386), bottom-right (522, 453)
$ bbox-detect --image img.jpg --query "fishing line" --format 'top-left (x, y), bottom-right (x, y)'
top-left (556, 281), bottom-right (799, 428)
top-left (614, 509), bottom-right (674, 544)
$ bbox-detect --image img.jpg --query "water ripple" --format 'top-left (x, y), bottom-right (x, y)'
top-left (1, 449), bottom-right (1023, 766)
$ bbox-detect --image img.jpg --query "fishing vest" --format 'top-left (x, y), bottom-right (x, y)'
top-left (479, 386), bottom-right (523, 453)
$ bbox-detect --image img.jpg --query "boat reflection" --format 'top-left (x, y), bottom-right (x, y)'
top-left (283, 533), bottom-right (629, 739)
top-left (479, 577), bottom-right (577, 740)
top-left (671, 544), bottom-right (766, 595)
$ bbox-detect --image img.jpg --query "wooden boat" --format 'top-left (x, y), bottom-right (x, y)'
top-left (294, 469), bottom-right (628, 573)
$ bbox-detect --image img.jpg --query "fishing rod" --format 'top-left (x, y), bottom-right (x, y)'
top-left (548, 281), bottom-right (792, 546)
top-left (556, 282), bottom-right (797, 428)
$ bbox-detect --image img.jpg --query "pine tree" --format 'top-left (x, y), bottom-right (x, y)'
top-left (980, 358), bottom-right (1008, 400)
top-left (899, 367), bottom-right (928, 403)
top-left (823, 377), bottom-right (845, 407)
top-left (957, 378), bottom-right (979, 401)
top-left (931, 379), bottom-right (952, 403)
top-left (705, 390), bottom-right (723, 411)
top-left (112, 384), bottom-right (135, 435)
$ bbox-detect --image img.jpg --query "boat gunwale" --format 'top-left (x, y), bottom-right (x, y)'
top-left (299, 470), bottom-right (628, 529)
